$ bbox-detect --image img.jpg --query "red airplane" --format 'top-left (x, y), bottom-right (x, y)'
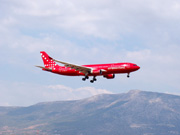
top-left (36, 51), bottom-right (140, 83)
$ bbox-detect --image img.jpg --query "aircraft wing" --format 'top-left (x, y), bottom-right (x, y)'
top-left (52, 59), bottom-right (92, 75)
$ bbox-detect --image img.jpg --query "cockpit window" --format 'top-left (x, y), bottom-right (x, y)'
top-left (133, 64), bottom-right (137, 66)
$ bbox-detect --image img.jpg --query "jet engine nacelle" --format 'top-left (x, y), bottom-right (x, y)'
top-left (103, 74), bottom-right (115, 79)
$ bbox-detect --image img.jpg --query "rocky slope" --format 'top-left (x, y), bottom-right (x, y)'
top-left (0, 90), bottom-right (180, 135)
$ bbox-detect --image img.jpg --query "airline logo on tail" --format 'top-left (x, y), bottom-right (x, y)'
top-left (40, 51), bottom-right (58, 70)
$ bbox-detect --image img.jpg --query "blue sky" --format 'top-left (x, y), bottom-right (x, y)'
top-left (0, 0), bottom-right (180, 106)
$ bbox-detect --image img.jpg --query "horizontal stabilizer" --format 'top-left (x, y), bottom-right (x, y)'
top-left (35, 65), bottom-right (52, 71)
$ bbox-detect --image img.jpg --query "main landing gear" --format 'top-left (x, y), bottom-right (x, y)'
top-left (82, 76), bottom-right (97, 83)
top-left (82, 76), bottom-right (89, 81)
top-left (90, 76), bottom-right (97, 83)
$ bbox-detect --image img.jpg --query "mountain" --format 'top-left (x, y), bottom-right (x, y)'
top-left (0, 90), bottom-right (180, 135)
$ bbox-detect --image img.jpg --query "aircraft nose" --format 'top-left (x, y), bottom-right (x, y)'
top-left (137, 66), bottom-right (140, 70)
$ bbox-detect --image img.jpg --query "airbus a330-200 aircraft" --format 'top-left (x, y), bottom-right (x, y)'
top-left (36, 51), bottom-right (140, 83)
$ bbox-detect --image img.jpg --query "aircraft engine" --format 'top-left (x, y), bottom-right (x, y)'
top-left (103, 74), bottom-right (115, 79)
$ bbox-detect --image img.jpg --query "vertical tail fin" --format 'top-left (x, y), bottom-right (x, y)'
top-left (40, 51), bottom-right (59, 69)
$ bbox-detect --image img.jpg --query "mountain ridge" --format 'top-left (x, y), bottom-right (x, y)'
top-left (0, 90), bottom-right (180, 135)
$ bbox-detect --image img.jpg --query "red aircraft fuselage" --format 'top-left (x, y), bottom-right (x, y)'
top-left (36, 51), bottom-right (140, 83)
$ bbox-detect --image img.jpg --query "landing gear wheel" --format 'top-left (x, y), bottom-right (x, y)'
top-left (90, 80), bottom-right (94, 83)
top-left (82, 76), bottom-right (89, 81)
top-left (127, 73), bottom-right (130, 78)
top-left (93, 76), bottom-right (97, 81)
